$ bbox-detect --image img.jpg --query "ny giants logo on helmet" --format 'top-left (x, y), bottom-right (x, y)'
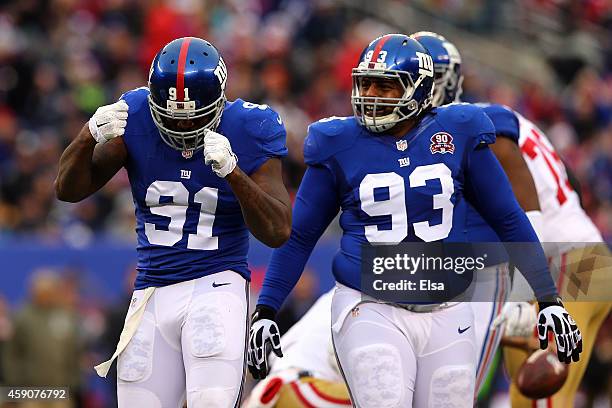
top-left (430, 132), bottom-right (455, 154)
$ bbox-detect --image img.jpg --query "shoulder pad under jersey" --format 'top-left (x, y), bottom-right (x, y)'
top-left (119, 87), bottom-right (154, 134)
top-left (480, 103), bottom-right (520, 144)
top-left (231, 99), bottom-right (286, 141)
top-left (434, 102), bottom-right (496, 148)
top-left (303, 116), bottom-right (358, 166)
top-left (120, 87), bottom-right (149, 116)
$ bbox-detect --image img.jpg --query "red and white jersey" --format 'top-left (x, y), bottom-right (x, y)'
top-left (269, 289), bottom-right (342, 382)
top-left (516, 113), bottom-right (603, 246)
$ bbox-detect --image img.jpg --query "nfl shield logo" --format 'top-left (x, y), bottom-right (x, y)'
top-left (396, 140), bottom-right (408, 151)
top-left (182, 150), bottom-right (193, 159)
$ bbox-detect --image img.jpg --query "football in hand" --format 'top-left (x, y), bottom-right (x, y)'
top-left (516, 349), bottom-right (569, 399)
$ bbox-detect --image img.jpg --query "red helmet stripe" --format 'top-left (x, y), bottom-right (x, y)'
top-left (370, 34), bottom-right (393, 64)
top-left (176, 38), bottom-right (192, 101)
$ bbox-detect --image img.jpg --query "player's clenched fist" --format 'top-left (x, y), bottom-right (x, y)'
top-left (88, 100), bottom-right (128, 144)
top-left (537, 298), bottom-right (582, 363)
top-left (247, 306), bottom-right (283, 379)
top-left (204, 130), bottom-right (237, 178)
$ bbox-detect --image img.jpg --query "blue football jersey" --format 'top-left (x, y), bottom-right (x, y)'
top-left (303, 103), bottom-right (499, 287)
top-left (120, 88), bottom-right (287, 289)
top-left (479, 103), bottom-right (520, 144)
top-left (464, 103), bottom-right (521, 240)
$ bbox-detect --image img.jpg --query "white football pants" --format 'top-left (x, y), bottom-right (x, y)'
top-left (331, 283), bottom-right (477, 408)
top-left (116, 270), bottom-right (249, 408)
top-left (469, 263), bottom-right (510, 394)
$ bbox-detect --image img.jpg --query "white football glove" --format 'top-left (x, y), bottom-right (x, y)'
top-left (491, 302), bottom-right (537, 337)
top-left (88, 100), bottom-right (128, 144)
top-left (247, 307), bottom-right (283, 380)
top-left (203, 130), bottom-right (237, 178)
top-left (537, 299), bottom-right (582, 363)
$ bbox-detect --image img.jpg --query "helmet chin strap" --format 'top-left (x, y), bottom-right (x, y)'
top-left (363, 111), bottom-right (400, 133)
top-left (363, 97), bottom-right (420, 133)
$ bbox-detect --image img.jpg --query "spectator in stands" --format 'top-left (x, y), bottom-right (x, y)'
top-left (3, 269), bottom-right (82, 408)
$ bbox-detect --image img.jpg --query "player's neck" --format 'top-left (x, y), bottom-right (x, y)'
top-left (387, 118), bottom-right (418, 138)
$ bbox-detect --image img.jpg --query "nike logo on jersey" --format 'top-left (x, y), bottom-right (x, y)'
top-left (276, 116), bottom-right (283, 125)
top-left (458, 326), bottom-right (470, 334)
top-left (212, 281), bottom-right (231, 288)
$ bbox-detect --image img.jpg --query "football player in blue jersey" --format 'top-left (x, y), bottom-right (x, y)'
top-left (246, 34), bottom-right (582, 407)
top-left (414, 31), bottom-right (608, 407)
top-left (55, 37), bottom-right (292, 408)
top-left (410, 30), bottom-right (546, 397)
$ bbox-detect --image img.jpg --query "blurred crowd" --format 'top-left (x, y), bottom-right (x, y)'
top-left (0, 0), bottom-right (609, 243)
top-left (0, 264), bottom-right (324, 408)
top-left (0, 1), bottom-right (610, 406)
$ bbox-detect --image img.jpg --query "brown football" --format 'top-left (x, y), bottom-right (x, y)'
top-left (516, 349), bottom-right (569, 399)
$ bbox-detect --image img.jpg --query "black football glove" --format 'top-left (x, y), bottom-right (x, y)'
top-left (537, 297), bottom-right (582, 364)
top-left (247, 305), bottom-right (283, 379)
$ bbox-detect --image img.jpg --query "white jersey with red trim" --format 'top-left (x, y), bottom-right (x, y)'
top-left (515, 113), bottom-right (603, 246)
top-left (269, 289), bottom-right (342, 382)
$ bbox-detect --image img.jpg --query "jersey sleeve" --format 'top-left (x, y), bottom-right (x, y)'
top-left (470, 105), bottom-right (496, 149)
top-left (243, 105), bottom-right (288, 173)
top-left (482, 104), bottom-right (520, 144)
top-left (119, 87), bottom-right (149, 113)
top-left (257, 165), bottom-right (340, 312)
top-left (118, 87), bottom-right (151, 143)
top-left (303, 124), bottom-right (325, 166)
top-left (437, 104), bottom-right (496, 150)
top-left (465, 145), bottom-right (558, 299)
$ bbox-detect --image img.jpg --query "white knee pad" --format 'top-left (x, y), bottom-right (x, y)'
top-left (117, 385), bottom-right (163, 408)
top-left (188, 387), bottom-right (235, 408)
top-left (118, 311), bottom-right (155, 383)
top-left (429, 365), bottom-right (474, 408)
top-left (347, 344), bottom-right (404, 408)
top-left (187, 301), bottom-right (227, 358)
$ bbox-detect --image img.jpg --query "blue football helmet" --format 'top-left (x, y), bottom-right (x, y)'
top-left (351, 34), bottom-right (435, 133)
top-left (148, 37), bottom-right (227, 151)
top-left (410, 31), bottom-right (463, 107)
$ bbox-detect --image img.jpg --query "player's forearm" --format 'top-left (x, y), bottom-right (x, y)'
top-left (258, 166), bottom-right (339, 311)
top-left (225, 166), bottom-right (291, 247)
top-left (490, 138), bottom-right (540, 212)
top-left (499, 209), bottom-right (558, 299)
top-left (55, 125), bottom-right (98, 202)
top-left (56, 124), bottom-right (127, 202)
top-left (467, 147), bottom-right (558, 299)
